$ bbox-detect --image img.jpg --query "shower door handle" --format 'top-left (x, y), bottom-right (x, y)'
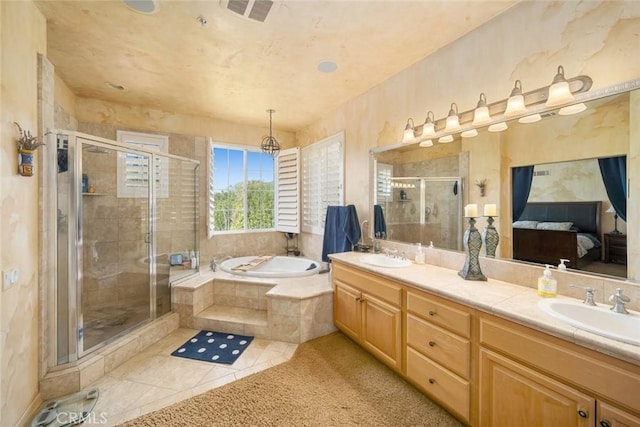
top-left (144, 232), bottom-right (152, 243)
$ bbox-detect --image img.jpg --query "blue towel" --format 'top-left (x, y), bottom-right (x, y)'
top-left (322, 205), bottom-right (361, 262)
top-left (374, 204), bottom-right (387, 238)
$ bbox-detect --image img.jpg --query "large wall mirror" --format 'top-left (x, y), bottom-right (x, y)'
top-left (370, 79), bottom-right (638, 281)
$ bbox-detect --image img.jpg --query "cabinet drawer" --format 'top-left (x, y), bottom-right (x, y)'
top-left (407, 346), bottom-right (470, 422)
top-left (407, 314), bottom-right (470, 378)
top-left (333, 263), bottom-right (402, 305)
top-left (407, 291), bottom-right (470, 338)
top-left (480, 317), bottom-right (640, 413)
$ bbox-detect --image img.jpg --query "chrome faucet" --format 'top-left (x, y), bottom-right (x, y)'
top-left (210, 255), bottom-right (232, 272)
top-left (609, 288), bottom-right (630, 314)
top-left (385, 248), bottom-right (398, 258)
top-left (570, 285), bottom-right (597, 306)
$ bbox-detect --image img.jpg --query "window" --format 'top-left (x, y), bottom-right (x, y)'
top-left (116, 131), bottom-right (169, 198)
top-left (208, 142), bottom-right (275, 236)
top-left (301, 132), bottom-right (344, 235)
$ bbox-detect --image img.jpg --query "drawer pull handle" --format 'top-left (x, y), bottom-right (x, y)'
top-left (599, 420), bottom-right (611, 427)
top-left (428, 378), bottom-right (436, 384)
top-left (577, 409), bottom-right (588, 418)
top-left (428, 341), bottom-right (436, 347)
top-left (428, 310), bottom-right (436, 316)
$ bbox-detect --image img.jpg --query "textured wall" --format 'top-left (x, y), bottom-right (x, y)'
top-left (0, 2), bottom-right (47, 425)
top-left (295, 1), bottom-right (640, 275)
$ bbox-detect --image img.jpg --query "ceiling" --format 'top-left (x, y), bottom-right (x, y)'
top-left (35, 0), bottom-right (518, 132)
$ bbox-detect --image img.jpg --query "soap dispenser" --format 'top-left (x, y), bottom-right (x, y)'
top-left (557, 259), bottom-right (569, 271)
top-left (537, 264), bottom-right (557, 297)
top-left (415, 243), bottom-right (425, 264)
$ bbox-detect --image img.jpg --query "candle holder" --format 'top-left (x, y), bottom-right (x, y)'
top-left (459, 217), bottom-right (487, 281)
top-left (482, 216), bottom-right (499, 258)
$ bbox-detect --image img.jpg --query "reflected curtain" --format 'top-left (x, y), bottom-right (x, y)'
top-left (512, 166), bottom-right (534, 221)
top-left (598, 156), bottom-right (627, 221)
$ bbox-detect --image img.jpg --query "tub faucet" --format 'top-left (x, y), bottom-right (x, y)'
top-left (211, 255), bottom-right (232, 272)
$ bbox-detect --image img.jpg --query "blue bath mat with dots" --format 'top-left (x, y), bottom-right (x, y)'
top-left (171, 330), bottom-right (253, 365)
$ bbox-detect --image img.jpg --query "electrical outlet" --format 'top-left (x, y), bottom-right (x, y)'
top-left (3, 269), bottom-right (19, 290)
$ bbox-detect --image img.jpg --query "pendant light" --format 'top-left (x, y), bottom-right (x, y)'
top-left (261, 109), bottom-right (281, 157)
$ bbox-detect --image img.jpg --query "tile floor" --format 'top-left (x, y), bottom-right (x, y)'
top-left (84, 327), bottom-right (298, 426)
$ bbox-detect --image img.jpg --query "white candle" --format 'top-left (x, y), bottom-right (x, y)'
top-left (484, 204), bottom-right (497, 217)
top-left (464, 204), bottom-right (478, 217)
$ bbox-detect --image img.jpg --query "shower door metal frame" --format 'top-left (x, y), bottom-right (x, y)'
top-left (50, 130), bottom-right (199, 366)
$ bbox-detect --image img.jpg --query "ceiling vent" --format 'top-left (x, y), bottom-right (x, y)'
top-left (220, 0), bottom-right (274, 22)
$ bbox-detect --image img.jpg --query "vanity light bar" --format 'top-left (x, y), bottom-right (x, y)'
top-left (401, 66), bottom-right (592, 145)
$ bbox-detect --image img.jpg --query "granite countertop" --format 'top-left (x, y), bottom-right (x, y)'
top-left (330, 251), bottom-right (640, 366)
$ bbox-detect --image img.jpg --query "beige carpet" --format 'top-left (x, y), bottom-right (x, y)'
top-left (121, 332), bottom-right (463, 427)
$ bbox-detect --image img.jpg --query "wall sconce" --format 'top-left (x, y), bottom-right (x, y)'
top-left (402, 118), bottom-right (416, 143)
top-left (14, 122), bottom-right (45, 177)
top-left (504, 80), bottom-right (526, 117)
top-left (471, 93), bottom-right (491, 126)
top-left (444, 103), bottom-right (461, 133)
top-left (546, 65), bottom-right (574, 107)
top-left (400, 65), bottom-right (592, 147)
top-left (421, 111), bottom-right (436, 139)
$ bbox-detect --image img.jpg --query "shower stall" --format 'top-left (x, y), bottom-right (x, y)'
top-left (51, 131), bottom-right (199, 365)
top-left (376, 175), bottom-right (463, 251)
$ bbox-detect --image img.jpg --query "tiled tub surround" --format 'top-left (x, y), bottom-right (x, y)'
top-left (330, 251), bottom-right (640, 365)
top-left (173, 267), bottom-right (336, 344)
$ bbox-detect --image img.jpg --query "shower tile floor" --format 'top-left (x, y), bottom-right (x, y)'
top-left (84, 327), bottom-right (298, 426)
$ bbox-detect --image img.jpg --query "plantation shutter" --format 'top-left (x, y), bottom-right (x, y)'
top-left (116, 131), bottom-right (169, 198)
top-left (301, 132), bottom-right (344, 235)
top-left (208, 144), bottom-right (215, 237)
top-left (275, 147), bottom-right (300, 233)
top-left (376, 163), bottom-right (393, 202)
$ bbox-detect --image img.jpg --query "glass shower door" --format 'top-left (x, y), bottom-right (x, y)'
top-left (422, 177), bottom-right (462, 251)
top-left (79, 140), bottom-right (152, 354)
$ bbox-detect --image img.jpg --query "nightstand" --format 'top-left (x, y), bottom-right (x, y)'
top-left (604, 233), bottom-right (627, 264)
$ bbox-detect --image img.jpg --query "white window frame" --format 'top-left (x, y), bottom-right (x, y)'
top-left (207, 140), bottom-right (276, 237)
top-left (116, 130), bottom-right (169, 199)
top-left (301, 131), bottom-right (344, 235)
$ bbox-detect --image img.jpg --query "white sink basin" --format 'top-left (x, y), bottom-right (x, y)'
top-left (538, 298), bottom-right (640, 346)
top-left (360, 254), bottom-right (412, 268)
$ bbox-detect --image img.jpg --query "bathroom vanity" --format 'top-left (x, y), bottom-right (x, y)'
top-left (330, 252), bottom-right (640, 427)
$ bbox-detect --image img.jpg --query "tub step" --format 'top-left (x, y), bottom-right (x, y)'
top-left (194, 305), bottom-right (269, 339)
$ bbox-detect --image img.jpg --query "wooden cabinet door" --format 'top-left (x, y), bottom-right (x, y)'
top-left (333, 281), bottom-right (362, 340)
top-left (479, 349), bottom-right (594, 427)
top-left (362, 292), bottom-right (402, 371)
top-left (598, 401), bottom-right (640, 427)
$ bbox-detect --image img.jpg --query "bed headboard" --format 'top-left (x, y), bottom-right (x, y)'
top-left (518, 201), bottom-right (602, 235)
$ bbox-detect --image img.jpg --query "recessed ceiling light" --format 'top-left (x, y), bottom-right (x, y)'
top-left (107, 82), bottom-right (125, 91)
top-left (317, 60), bottom-right (338, 73)
top-left (123, 0), bottom-right (157, 14)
